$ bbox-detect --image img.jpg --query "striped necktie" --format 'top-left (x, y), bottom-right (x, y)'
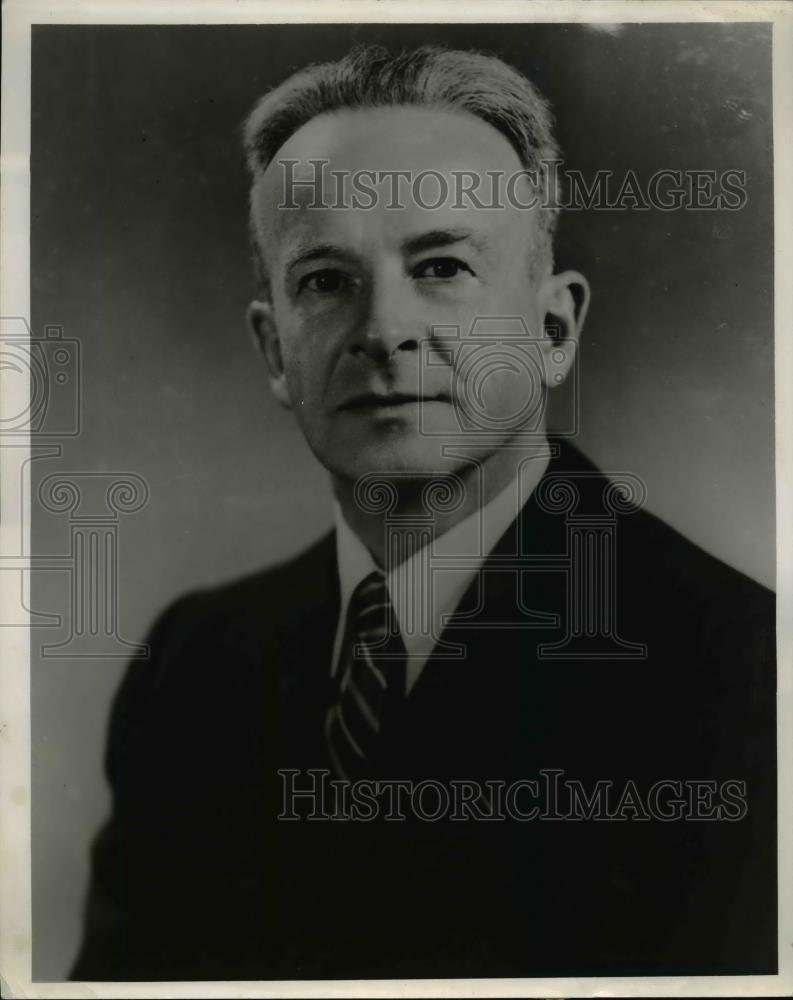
top-left (325, 570), bottom-right (406, 780)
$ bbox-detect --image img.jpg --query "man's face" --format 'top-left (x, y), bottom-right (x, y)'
top-left (249, 105), bottom-right (560, 483)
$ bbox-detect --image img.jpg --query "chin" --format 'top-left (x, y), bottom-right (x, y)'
top-left (321, 431), bottom-right (469, 482)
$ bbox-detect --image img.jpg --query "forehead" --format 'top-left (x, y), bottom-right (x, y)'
top-left (269, 105), bottom-right (523, 175)
top-left (251, 105), bottom-right (539, 265)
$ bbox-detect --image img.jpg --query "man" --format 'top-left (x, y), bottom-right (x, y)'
top-left (72, 45), bottom-right (776, 981)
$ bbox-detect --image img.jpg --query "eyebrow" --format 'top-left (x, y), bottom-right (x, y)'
top-left (284, 242), bottom-right (353, 274)
top-left (402, 228), bottom-right (489, 255)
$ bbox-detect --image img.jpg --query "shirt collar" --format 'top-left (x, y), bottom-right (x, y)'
top-left (332, 446), bottom-right (551, 688)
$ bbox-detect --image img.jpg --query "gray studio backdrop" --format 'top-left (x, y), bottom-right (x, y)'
top-left (30, 22), bottom-right (774, 978)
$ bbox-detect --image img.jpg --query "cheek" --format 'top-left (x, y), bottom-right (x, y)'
top-left (280, 343), bottom-right (326, 406)
top-left (453, 338), bottom-right (546, 432)
top-left (273, 314), bottom-right (334, 397)
top-left (483, 359), bottom-right (545, 420)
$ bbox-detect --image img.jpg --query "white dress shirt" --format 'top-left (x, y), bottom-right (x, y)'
top-left (331, 448), bottom-right (550, 695)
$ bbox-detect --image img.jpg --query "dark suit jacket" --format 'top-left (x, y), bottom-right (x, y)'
top-left (71, 440), bottom-right (776, 981)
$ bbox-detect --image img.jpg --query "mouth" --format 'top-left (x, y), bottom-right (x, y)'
top-left (340, 391), bottom-right (450, 411)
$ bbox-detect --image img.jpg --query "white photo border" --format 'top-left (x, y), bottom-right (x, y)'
top-left (1, 1), bottom-right (791, 997)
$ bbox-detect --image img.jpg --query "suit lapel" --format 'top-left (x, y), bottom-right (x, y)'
top-left (400, 441), bottom-right (584, 776)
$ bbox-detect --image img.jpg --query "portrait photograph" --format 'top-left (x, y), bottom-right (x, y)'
top-left (1, 1), bottom-right (791, 997)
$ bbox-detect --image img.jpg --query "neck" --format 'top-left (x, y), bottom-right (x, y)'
top-left (332, 434), bottom-right (550, 567)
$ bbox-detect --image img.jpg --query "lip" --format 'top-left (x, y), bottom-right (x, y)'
top-left (339, 391), bottom-right (450, 411)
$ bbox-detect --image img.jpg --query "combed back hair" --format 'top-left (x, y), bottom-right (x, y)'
top-left (242, 44), bottom-right (561, 297)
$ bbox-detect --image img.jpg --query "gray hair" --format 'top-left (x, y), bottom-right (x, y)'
top-left (243, 44), bottom-right (561, 296)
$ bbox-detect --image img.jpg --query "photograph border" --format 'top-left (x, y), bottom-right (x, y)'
top-left (1, 1), bottom-right (791, 997)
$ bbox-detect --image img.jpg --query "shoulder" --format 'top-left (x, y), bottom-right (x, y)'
top-left (109, 530), bottom-right (337, 721)
top-left (549, 437), bottom-right (774, 652)
top-left (104, 530), bottom-right (338, 782)
top-left (555, 437), bottom-right (772, 591)
top-left (145, 529), bottom-right (338, 647)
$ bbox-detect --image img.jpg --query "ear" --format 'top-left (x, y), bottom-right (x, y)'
top-left (535, 270), bottom-right (591, 388)
top-left (247, 300), bottom-right (292, 409)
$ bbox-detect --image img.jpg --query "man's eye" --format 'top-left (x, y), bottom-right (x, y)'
top-left (413, 257), bottom-right (473, 281)
top-left (298, 269), bottom-right (350, 294)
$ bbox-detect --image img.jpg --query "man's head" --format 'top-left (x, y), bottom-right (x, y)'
top-left (243, 45), bottom-right (589, 484)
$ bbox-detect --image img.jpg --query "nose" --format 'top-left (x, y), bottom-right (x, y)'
top-left (349, 270), bottom-right (420, 362)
